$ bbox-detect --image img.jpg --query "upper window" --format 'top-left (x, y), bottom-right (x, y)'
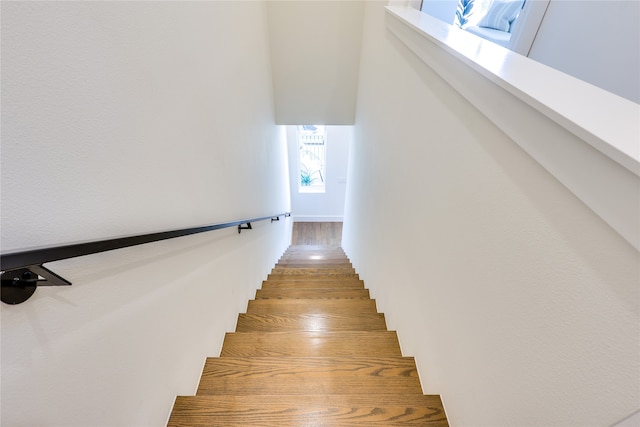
top-left (456, 0), bottom-right (523, 29)
top-left (421, 0), bottom-right (547, 55)
top-left (455, 0), bottom-right (524, 48)
top-left (297, 125), bottom-right (326, 193)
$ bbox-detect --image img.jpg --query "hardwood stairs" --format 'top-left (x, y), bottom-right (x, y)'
top-left (168, 245), bottom-right (449, 426)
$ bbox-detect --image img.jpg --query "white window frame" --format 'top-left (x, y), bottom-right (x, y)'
top-left (508, 0), bottom-right (550, 55)
top-left (297, 125), bottom-right (327, 194)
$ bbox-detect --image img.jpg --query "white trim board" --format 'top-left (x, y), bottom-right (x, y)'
top-left (292, 215), bottom-right (344, 223)
top-left (385, 6), bottom-right (640, 251)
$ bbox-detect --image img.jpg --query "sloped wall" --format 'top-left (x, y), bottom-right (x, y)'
top-left (342, 2), bottom-right (639, 426)
top-left (266, 1), bottom-right (365, 125)
top-left (1, 2), bottom-right (291, 425)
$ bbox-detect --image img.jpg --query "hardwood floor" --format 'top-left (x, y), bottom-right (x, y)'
top-left (167, 245), bottom-right (448, 426)
top-left (291, 222), bottom-right (343, 245)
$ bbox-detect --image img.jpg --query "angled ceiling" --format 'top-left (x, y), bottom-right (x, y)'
top-left (266, 1), bottom-right (365, 125)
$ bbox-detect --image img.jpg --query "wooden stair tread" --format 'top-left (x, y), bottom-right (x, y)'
top-left (277, 260), bottom-right (351, 265)
top-left (255, 288), bottom-right (370, 299)
top-left (280, 254), bottom-right (349, 258)
top-left (278, 256), bottom-right (348, 262)
top-left (168, 244), bottom-right (448, 426)
top-left (261, 279), bottom-right (365, 289)
top-left (236, 312), bottom-right (386, 332)
top-left (220, 331), bottom-right (402, 357)
top-left (276, 261), bottom-right (352, 266)
top-left (168, 395), bottom-right (448, 427)
top-left (201, 355), bottom-right (418, 372)
top-left (277, 262), bottom-right (351, 266)
top-left (168, 408), bottom-right (447, 426)
top-left (278, 256), bottom-right (350, 261)
top-left (282, 244), bottom-right (345, 252)
top-left (173, 393), bottom-right (445, 407)
top-left (272, 267), bottom-right (356, 274)
top-left (246, 299), bottom-right (377, 315)
top-left (197, 356), bottom-right (422, 395)
top-left (282, 248), bottom-right (346, 252)
top-left (268, 273), bottom-right (360, 281)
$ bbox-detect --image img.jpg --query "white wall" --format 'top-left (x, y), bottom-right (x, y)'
top-left (528, 0), bottom-right (640, 104)
top-left (1, 2), bottom-right (291, 426)
top-left (266, 1), bottom-right (365, 125)
top-left (287, 126), bottom-right (351, 222)
top-left (342, 2), bottom-right (639, 426)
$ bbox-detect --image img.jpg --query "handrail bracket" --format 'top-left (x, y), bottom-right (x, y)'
top-left (237, 222), bottom-right (252, 233)
top-left (1, 265), bottom-right (71, 305)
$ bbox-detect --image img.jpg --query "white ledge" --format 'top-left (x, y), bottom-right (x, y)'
top-left (386, 6), bottom-right (639, 175)
top-left (386, 6), bottom-right (640, 250)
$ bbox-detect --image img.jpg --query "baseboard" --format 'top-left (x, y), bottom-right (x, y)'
top-left (292, 215), bottom-right (343, 222)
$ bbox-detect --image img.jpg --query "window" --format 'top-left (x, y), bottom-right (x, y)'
top-left (421, 0), bottom-right (549, 55)
top-left (455, 0), bottom-right (524, 48)
top-left (297, 125), bottom-right (326, 193)
top-left (456, 0), bottom-right (521, 29)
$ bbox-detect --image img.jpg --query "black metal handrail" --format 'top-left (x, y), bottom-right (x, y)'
top-left (0, 212), bottom-right (291, 304)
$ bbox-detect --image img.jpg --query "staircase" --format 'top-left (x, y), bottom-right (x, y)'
top-left (168, 245), bottom-right (449, 426)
